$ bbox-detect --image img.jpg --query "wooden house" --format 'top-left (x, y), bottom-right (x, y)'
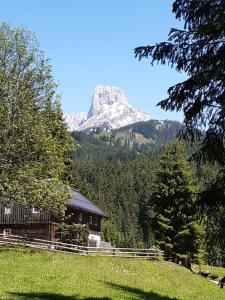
top-left (0, 190), bottom-right (107, 247)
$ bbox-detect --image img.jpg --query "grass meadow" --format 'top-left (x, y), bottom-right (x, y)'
top-left (0, 246), bottom-right (224, 300)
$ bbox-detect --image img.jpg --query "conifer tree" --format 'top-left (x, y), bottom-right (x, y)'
top-left (152, 140), bottom-right (202, 267)
top-left (135, 0), bottom-right (225, 212)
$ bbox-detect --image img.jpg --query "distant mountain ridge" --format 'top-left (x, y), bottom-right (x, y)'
top-left (64, 85), bottom-right (150, 131)
top-left (72, 119), bottom-right (183, 161)
top-left (114, 119), bottom-right (182, 147)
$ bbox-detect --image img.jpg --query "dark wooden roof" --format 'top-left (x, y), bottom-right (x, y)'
top-left (67, 190), bottom-right (107, 217)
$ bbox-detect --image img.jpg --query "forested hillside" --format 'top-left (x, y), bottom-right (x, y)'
top-left (72, 119), bottom-right (182, 161)
top-left (114, 119), bottom-right (182, 144)
top-left (72, 154), bottom-right (157, 247)
top-left (71, 126), bottom-right (224, 266)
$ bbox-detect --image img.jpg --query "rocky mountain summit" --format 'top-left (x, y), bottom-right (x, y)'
top-left (64, 85), bottom-right (150, 131)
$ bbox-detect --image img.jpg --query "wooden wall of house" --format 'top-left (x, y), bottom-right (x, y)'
top-left (0, 223), bottom-right (56, 240)
top-left (0, 201), bottom-right (52, 224)
top-left (66, 207), bottom-right (102, 234)
top-left (0, 201), bottom-right (104, 241)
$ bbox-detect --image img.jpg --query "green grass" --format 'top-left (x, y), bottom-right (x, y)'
top-left (0, 246), bottom-right (224, 300)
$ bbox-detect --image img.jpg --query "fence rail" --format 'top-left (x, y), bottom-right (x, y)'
top-left (0, 233), bottom-right (164, 259)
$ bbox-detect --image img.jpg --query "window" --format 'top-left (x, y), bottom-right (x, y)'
top-left (4, 207), bottom-right (11, 215)
top-left (79, 213), bottom-right (82, 222)
top-left (89, 216), bottom-right (93, 225)
top-left (3, 229), bottom-right (11, 236)
top-left (32, 207), bottom-right (39, 214)
top-left (94, 217), bottom-right (98, 227)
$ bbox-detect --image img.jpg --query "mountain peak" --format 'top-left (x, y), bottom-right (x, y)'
top-left (64, 85), bottom-right (150, 131)
top-left (88, 85), bottom-right (128, 119)
top-left (94, 85), bottom-right (128, 104)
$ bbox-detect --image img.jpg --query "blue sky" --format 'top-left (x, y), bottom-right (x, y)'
top-left (0, 0), bottom-right (185, 121)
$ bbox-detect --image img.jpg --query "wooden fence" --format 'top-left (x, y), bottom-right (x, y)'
top-left (0, 233), bottom-right (164, 259)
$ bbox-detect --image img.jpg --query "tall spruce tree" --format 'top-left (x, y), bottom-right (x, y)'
top-left (152, 140), bottom-right (202, 267)
top-left (0, 23), bottom-right (74, 213)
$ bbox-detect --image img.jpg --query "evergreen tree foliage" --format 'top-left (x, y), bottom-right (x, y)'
top-left (204, 207), bottom-right (225, 267)
top-left (0, 23), bottom-right (74, 213)
top-left (152, 140), bottom-right (202, 267)
top-left (72, 132), bottom-right (223, 263)
top-left (71, 129), bottom-right (223, 264)
top-left (71, 154), bottom-right (158, 248)
top-left (134, 0), bottom-right (225, 212)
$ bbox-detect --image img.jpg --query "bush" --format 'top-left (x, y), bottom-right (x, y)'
top-left (56, 223), bottom-right (89, 246)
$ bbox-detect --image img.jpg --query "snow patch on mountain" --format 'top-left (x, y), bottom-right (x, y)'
top-left (63, 112), bottom-right (87, 131)
top-left (64, 85), bottom-right (150, 131)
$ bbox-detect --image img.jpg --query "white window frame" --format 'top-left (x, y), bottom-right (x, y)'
top-left (32, 207), bottom-right (39, 214)
top-left (3, 229), bottom-right (11, 236)
top-left (79, 212), bottom-right (82, 222)
top-left (4, 207), bottom-right (11, 215)
top-left (89, 215), bottom-right (93, 225)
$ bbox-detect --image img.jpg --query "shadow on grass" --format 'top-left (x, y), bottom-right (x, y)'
top-left (8, 293), bottom-right (111, 300)
top-left (106, 283), bottom-right (179, 300)
top-left (9, 284), bottom-right (179, 300)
